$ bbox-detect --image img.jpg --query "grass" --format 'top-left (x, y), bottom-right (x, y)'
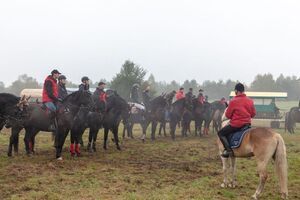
top-left (0, 124), bottom-right (299, 200)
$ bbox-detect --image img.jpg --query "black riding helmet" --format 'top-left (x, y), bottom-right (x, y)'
top-left (81, 76), bottom-right (89, 82)
top-left (234, 83), bottom-right (245, 92)
top-left (58, 75), bottom-right (66, 81)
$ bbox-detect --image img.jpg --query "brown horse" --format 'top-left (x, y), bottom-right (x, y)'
top-left (217, 115), bottom-right (288, 199)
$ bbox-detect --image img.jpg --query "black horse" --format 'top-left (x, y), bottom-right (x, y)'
top-left (169, 96), bottom-right (193, 140)
top-left (70, 90), bottom-right (130, 156)
top-left (286, 107), bottom-right (300, 134)
top-left (6, 91), bottom-right (94, 158)
top-left (139, 95), bottom-right (168, 141)
top-left (54, 91), bottom-right (95, 159)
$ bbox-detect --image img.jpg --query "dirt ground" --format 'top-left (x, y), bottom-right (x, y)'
top-left (0, 126), bottom-right (299, 200)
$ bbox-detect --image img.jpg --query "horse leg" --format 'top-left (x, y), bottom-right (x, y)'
top-left (158, 123), bottom-right (162, 137)
top-left (151, 121), bottom-right (157, 141)
top-left (163, 122), bottom-right (167, 137)
top-left (92, 130), bottom-right (98, 152)
top-left (252, 155), bottom-right (272, 199)
top-left (24, 128), bottom-right (34, 155)
top-left (112, 126), bottom-right (121, 150)
top-left (141, 121), bottom-right (150, 142)
top-left (103, 127), bottom-right (109, 150)
top-left (87, 128), bottom-right (93, 152)
top-left (8, 126), bottom-right (21, 157)
top-left (220, 156), bottom-right (229, 188)
top-left (70, 130), bottom-right (76, 157)
top-left (229, 157), bottom-right (237, 188)
top-left (129, 123), bottom-right (134, 139)
top-left (55, 127), bottom-right (69, 160)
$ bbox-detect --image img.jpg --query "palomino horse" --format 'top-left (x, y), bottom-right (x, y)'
top-left (217, 112), bottom-right (288, 199)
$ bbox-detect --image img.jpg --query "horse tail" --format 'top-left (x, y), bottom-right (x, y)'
top-left (274, 134), bottom-right (288, 198)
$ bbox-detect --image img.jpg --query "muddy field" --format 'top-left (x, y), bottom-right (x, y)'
top-left (0, 126), bottom-right (299, 200)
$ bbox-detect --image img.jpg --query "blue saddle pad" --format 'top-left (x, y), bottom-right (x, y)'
top-left (228, 126), bottom-right (252, 149)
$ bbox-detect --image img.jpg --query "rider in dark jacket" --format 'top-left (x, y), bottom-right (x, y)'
top-left (130, 83), bottom-right (140, 103)
top-left (79, 76), bottom-right (90, 92)
top-left (142, 86), bottom-right (151, 110)
top-left (58, 75), bottom-right (68, 101)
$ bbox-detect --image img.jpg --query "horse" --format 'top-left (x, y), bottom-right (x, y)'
top-left (192, 99), bottom-right (213, 136)
top-left (217, 112), bottom-right (288, 199)
top-left (6, 91), bottom-right (94, 158)
top-left (70, 90), bottom-right (130, 155)
top-left (169, 96), bottom-right (193, 140)
top-left (139, 95), bottom-right (168, 141)
top-left (210, 101), bottom-right (227, 133)
top-left (122, 102), bottom-right (145, 139)
top-left (285, 107), bottom-right (300, 134)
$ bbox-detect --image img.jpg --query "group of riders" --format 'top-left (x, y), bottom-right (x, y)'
top-left (39, 69), bottom-right (256, 158)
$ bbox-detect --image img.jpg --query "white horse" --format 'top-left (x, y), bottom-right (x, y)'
top-left (217, 112), bottom-right (288, 199)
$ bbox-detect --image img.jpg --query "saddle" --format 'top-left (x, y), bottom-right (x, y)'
top-left (227, 125), bottom-right (252, 149)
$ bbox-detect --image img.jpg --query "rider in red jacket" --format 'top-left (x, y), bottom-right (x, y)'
top-left (218, 83), bottom-right (256, 157)
top-left (42, 69), bottom-right (61, 131)
top-left (175, 87), bottom-right (185, 100)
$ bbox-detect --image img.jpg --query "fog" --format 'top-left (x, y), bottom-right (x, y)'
top-left (1, 0), bottom-right (299, 85)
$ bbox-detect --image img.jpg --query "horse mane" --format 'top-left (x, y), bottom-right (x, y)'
top-left (62, 91), bottom-right (83, 103)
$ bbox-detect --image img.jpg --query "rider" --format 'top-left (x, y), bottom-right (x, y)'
top-left (42, 69), bottom-right (61, 131)
top-left (58, 75), bottom-right (68, 101)
top-left (79, 76), bottom-right (90, 92)
top-left (218, 83), bottom-right (256, 158)
top-left (185, 88), bottom-right (194, 100)
top-left (93, 81), bottom-right (107, 113)
top-left (142, 86), bottom-right (151, 110)
top-left (175, 87), bottom-right (185, 100)
top-left (197, 89), bottom-right (205, 104)
top-left (130, 83), bottom-right (140, 103)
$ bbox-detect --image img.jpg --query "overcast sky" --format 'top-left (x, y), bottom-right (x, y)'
top-left (1, 0), bottom-right (300, 86)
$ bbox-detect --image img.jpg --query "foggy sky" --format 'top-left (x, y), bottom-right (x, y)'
top-left (1, 0), bottom-right (300, 86)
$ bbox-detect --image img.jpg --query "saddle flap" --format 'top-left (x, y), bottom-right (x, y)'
top-left (228, 125), bottom-right (252, 149)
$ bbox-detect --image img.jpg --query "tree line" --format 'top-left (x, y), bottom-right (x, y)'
top-left (1, 60), bottom-right (299, 101)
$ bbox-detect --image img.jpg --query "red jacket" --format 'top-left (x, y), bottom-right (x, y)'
top-left (225, 93), bottom-right (256, 128)
top-left (42, 75), bottom-right (58, 103)
top-left (176, 91), bottom-right (185, 100)
top-left (99, 91), bottom-right (107, 102)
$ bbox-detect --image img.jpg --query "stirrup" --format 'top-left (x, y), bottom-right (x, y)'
top-left (221, 150), bottom-right (234, 158)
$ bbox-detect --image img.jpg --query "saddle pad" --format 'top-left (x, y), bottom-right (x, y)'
top-left (228, 126), bottom-right (252, 149)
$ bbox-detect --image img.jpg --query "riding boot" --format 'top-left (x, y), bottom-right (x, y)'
top-left (48, 111), bottom-right (57, 132)
top-left (219, 135), bottom-right (234, 158)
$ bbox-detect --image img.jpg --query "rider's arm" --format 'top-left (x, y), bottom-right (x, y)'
top-left (225, 101), bottom-right (234, 119)
top-left (45, 80), bottom-right (58, 102)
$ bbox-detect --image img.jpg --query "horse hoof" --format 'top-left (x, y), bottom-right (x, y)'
top-left (117, 147), bottom-right (121, 151)
top-left (251, 194), bottom-right (258, 200)
top-left (7, 152), bottom-right (12, 157)
top-left (57, 157), bottom-right (63, 161)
